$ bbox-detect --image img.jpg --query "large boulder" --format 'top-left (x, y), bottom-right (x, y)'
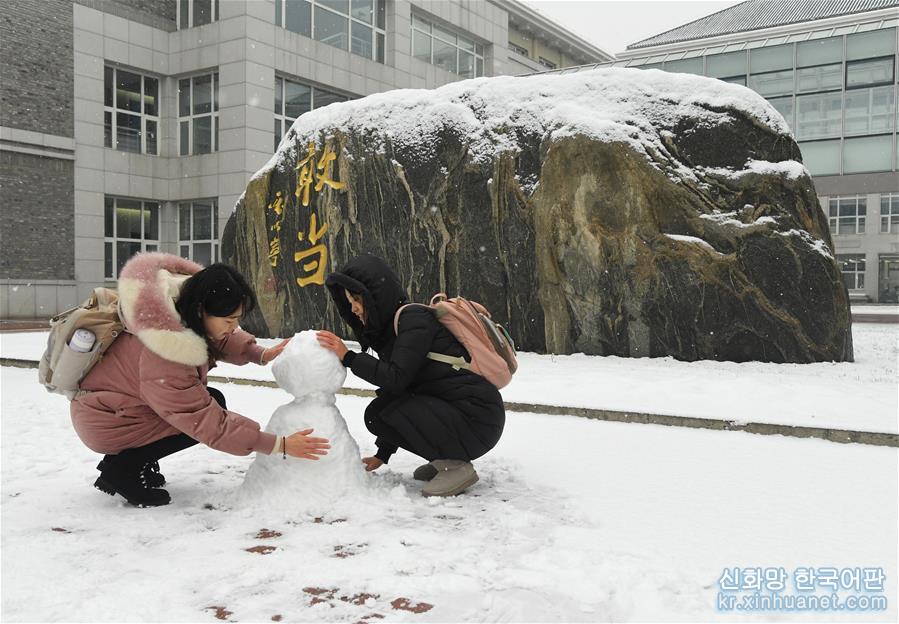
top-left (222, 68), bottom-right (852, 363)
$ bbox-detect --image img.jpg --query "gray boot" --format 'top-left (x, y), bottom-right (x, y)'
top-left (412, 462), bottom-right (438, 481)
top-left (421, 460), bottom-right (478, 497)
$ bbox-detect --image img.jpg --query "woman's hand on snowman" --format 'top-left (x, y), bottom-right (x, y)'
top-left (285, 428), bottom-right (331, 460)
top-left (315, 330), bottom-right (349, 361)
top-left (261, 338), bottom-right (291, 364)
top-left (361, 456), bottom-right (383, 472)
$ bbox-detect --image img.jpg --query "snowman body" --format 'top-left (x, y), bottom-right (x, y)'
top-left (238, 331), bottom-right (368, 511)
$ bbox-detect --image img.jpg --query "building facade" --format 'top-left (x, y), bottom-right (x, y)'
top-left (0, 0), bottom-right (610, 319)
top-left (605, 0), bottom-right (899, 303)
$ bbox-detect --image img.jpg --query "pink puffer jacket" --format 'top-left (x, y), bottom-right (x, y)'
top-left (70, 253), bottom-right (277, 456)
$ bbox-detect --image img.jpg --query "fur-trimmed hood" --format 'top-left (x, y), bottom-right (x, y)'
top-left (118, 252), bottom-right (208, 367)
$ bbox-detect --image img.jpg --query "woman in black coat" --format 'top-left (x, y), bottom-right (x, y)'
top-left (316, 253), bottom-right (505, 497)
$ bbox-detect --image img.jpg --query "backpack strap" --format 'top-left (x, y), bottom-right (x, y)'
top-left (392, 303), bottom-right (432, 335)
top-left (425, 351), bottom-right (471, 371)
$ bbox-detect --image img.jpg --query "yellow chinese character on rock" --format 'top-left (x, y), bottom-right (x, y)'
top-left (314, 146), bottom-right (346, 193)
top-left (268, 237), bottom-right (281, 267)
top-left (295, 142), bottom-right (317, 207)
top-left (295, 212), bottom-right (329, 287)
top-left (267, 191), bottom-right (285, 216)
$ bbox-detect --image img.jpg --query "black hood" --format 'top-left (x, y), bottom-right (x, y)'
top-left (325, 254), bottom-right (409, 350)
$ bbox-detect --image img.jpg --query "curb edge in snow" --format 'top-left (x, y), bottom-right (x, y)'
top-left (4, 357), bottom-right (896, 448)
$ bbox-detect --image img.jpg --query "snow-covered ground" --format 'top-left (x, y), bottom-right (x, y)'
top-left (1, 363), bottom-right (896, 622)
top-left (3, 323), bottom-right (897, 433)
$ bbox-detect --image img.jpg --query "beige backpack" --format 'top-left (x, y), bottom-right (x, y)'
top-left (393, 293), bottom-right (517, 389)
top-left (38, 287), bottom-right (124, 399)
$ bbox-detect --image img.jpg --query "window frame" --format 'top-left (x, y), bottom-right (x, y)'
top-left (177, 0), bottom-right (220, 30)
top-left (103, 66), bottom-right (160, 156)
top-left (104, 196), bottom-right (161, 280)
top-left (274, 76), bottom-right (351, 151)
top-left (178, 200), bottom-right (220, 266)
top-left (845, 55), bottom-right (896, 90)
top-left (276, 0), bottom-right (387, 63)
top-left (828, 195), bottom-right (867, 235)
top-left (881, 193), bottom-right (899, 233)
top-left (178, 73), bottom-right (220, 156)
top-left (837, 253), bottom-right (866, 290)
top-left (410, 13), bottom-right (486, 78)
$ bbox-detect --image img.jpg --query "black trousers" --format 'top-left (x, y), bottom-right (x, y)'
top-left (101, 387), bottom-right (226, 472)
top-left (363, 392), bottom-right (504, 464)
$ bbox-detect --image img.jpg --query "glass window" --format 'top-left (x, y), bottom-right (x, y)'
top-left (350, 0), bottom-right (371, 23)
top-left (319, 0), bottom-right (348, 11)
top-left (433, 24), bottom-right (457, 45)
top-left (146, 120), bottom-right (157, 155)
top-left (178, 78), bottom-right (190, 117)
top-left (413, 28), bottom-right (431, 62)
top-left (843, 134), bottom-right (893, 174)
top-left (664, 57), bottom-right (703, 75)
top-left (881, 194), bottom-right (899, 233)
top-left (797, 36), bottom-right (842, 67)
top-left (748, 69), bottom-right (794, 97)
top-left (105, 67), bottom-right (159, 155)
top-left (314, 5), bottom-right (348, 49)
top-left (104, 197), bottom-right (161, 279)
top-left (104, 197), bottom-right (114, 237)
top-left (179, 73), bottom-right (219, 156)
top-left (313, 86), bottom-right (347, 109)
top-left (351, 21), bottom-right (373, 58)
top-left (459, 50), bottom-right (475, 78)
top-left (797, 63), bottom-right (842, 93)
top-left (116, 70), bottom-right (141, 112)
top-left (799, 139), bottom-right (841, 176)
top-left (104, 66), bottom-right (113, 107)
top-left (796, 92), bottom-right (842, 140)
top-left (284, 80), bottom-right (311, 117)
top-left (193, 74), bottom-right (212, 115)
top-left (750, 44), bottom-right (792, 73)
top-left (846, 57), bottom-right (895, 89)
top-left (847, 27), bottom-right (897, 61)
top-left (878, 254), bottom-right (899, 302)
top-left (433, 37), bottom-right (457, 73)
top-left (179, 200), bottom-right (219, 266)
top-left (143, 77), bottom-right (158, 116)
top-left (844, 85), bottom-right (895, 136)
top-left (768, 96), bottom-right (794, 128)
top-left (178, 0), bottom-right (220, 29)
top-left (837, 254), bottom-right (866, 289)
top-left (193, 115), bottom-right (212, 155)
top-left (828, 196), bottom-right (867, 234)
top-left (194, 0), bottom-right (211, 26)
top-left (706, 51), bottom-right (746, 78)
top-left (285, 0), bottom-right (311, 37)
top-left (409, 14), bottom-right (485, 78)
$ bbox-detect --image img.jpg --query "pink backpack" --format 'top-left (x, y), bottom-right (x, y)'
top-left (393, 293), bottom-right (517, 389)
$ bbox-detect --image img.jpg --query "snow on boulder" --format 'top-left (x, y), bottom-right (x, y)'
top-left (222, 68), bottom-right (852, 363)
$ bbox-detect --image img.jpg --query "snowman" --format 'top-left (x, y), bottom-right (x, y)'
top-left (238, 330), bottom-right (368, 511)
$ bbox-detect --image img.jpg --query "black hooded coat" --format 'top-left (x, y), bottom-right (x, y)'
top-left (325, 254), bottom-right (505, 463)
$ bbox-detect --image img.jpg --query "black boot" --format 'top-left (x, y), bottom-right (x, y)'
top-left (141, 461), bottom-right (166, 488)
top-left (97, 459), bottom-right (165, 487)
top-left (94, 461), bottom-right (170, 507)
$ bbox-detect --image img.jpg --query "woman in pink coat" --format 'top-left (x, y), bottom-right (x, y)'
top-left (71, 252), bottom-right (330, 507)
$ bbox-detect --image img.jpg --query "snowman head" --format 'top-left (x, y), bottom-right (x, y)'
top-left (271, 330), bottom-right (347, 398)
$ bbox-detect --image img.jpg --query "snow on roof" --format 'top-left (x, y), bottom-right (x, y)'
top-left (627, 0), bottom-right (899, 50)
top-left (250, 67), bottom-right (794, 199)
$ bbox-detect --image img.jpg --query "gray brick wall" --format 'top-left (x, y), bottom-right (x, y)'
top-left (0, 151), bottom-right (75, 280)
top-left (0, 0), bottom-right (74, 137)
top-left (74, 0), bottom-right (177, 30)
